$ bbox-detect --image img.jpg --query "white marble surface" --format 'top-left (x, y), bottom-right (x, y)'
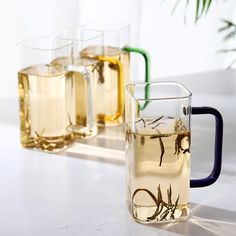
top-left (0, 69), bottom-right (236, 236)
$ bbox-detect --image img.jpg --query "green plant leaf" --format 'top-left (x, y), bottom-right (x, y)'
top-left (218, 19), bottom-right (235, 32)
top-left (224, 30), bottom-right (236, 41)
top-left (184, 0), bottom-right (190, 23)
top-left (218, 25), bottom-right (232, 32)
top-left (169, 0), bottom-right (214, 23)
top-left (221, 19), bottom-right (235, 27)
top-left (205, 0), bottom-right (212, 14)
top-left (201, 0), bottom-right (207, 16)
top-left (195, 0), bottom-right (200, 23)
top-left (171, 0), bottom-right (181, 15)
top-left (218, 19), bottom-right (236, 41)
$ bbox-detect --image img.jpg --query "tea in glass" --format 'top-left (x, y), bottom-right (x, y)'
top-left (80, 45), bottom-right (129, 126)
top-left (126, 116), bottom-right (190, 223)
top-left (18, 63), bottom-right (75, 152)
top-left (125, 82), bottom-right (223, 224)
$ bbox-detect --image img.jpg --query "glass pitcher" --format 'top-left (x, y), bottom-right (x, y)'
top-left (17, 37), bottom-right (94, 152)
top-left (53, 27), bottom-right (126, 130)
top-left (83, 20), bottom-right (151, 126)
top-left (125, 82), bottom-right (223, 223)
top-left (52, 28), bottom-right (110, 138)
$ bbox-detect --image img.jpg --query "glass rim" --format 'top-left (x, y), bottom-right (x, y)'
top-left (16, 36), bottom-right (73, 52)
top-left (126, 81), bottom-right (192, 101)
top-left (52, 27), bottom-right (104, 42)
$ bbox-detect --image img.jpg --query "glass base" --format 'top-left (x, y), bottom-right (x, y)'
top-left (73, 125), bottom-right (98, 139)
top-left (97, 114), bottom-right (124, 127)
top-left (128, 202), bottom-right (190, 224)
top-left (21, 133), bottom-right (75, 153)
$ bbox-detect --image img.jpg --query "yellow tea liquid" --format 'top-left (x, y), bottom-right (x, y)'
top-left (18, 64), bottom-right (75, 152)
top-left (126, 117), bottom-right (190, 223)
top-left (81, 46), bottom-right (130, 126)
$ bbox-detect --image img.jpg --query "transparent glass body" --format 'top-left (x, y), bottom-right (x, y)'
top-left (54, 26), bottom-right (125, 127)
top-left (83, 20), bottom-right (131, 126)
top-left (125, 82), bottom-right (192, 223)
top-left (17, 38), bottom-right (76, 152)
top-left (53, 28), bottom-right (106, 137)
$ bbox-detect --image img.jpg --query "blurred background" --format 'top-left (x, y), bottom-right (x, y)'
top-left (1, 0), bottom-right (236, 99)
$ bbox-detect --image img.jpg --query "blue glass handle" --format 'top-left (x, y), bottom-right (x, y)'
top-left (190, 107), bottom-right (223, 188)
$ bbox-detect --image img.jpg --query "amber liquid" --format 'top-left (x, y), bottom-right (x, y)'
top-left (80, 46), bottom-right (130, 126)
top-left (126, 117), bottom-right (190, 223)
top-left (18, 64), bottom-right (75, 152)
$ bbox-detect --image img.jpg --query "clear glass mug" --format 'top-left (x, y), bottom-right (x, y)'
top-left (83, 20), bottom-right (151, 126)
top-left (52, 28), bottom-right (110, 138)
top-left (17, 37), bottom-right (94, 152)
top-left (125, 82), bottom-right (223, 223)
top-left (53, 27), bottom-right (125, 131)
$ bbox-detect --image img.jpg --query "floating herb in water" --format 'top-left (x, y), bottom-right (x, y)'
top-left (174, 133), bottom-right (191, 155)
top-left (147, 116), bottom-right (164, 126)
top-left (92, 61), bottom-right (104, 84)
top-left (132, 184), bottom-right (181, 222)
top-left (135, 118), bottom-right (146, 128)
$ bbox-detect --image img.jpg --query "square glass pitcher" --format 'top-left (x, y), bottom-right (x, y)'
top-left (52, 28), bottom-right (106, 138)
top-left (125, 82), bottom-right (223, 223)
top-left (83, 20), bottom-right (151, 126)
top-left (17, 37), bottom-right (95, 152)
top-left (53, 27), bottom-right (126, 129)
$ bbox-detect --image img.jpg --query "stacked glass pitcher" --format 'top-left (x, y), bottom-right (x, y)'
top-left (17, 21), bottom-right (151, 152)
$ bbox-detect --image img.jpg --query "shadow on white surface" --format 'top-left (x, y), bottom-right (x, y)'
top-left (63, 144), bottom-right (125, 166)
top-left (62, 125), bottom-right (126, 165)
top-left (149, 202), bottom-right (236, 236)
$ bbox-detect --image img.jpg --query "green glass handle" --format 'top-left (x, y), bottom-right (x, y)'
top-left (123, 46), bottom-right (151, 110)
